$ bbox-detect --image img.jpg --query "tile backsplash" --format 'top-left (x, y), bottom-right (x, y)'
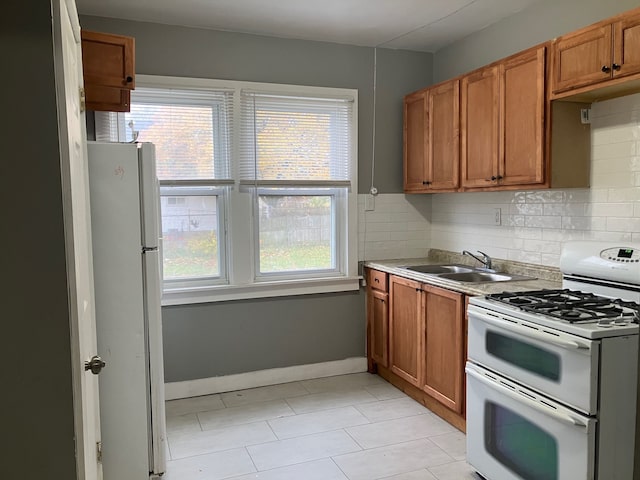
top-left (358, 193), bottom-right (431, 261)
top-left (430, 93), bottom-right (640, 267)
top-left (359, 92), bottom-right (640, 267)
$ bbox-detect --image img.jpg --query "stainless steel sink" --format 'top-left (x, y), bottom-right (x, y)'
top-left (404, 264), bottom-right (473, 274)
top-left (437, 271), bottom-right (535, 283)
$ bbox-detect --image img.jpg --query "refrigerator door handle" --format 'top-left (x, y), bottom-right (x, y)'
top-left (142, 248), bottom-right (167, 475)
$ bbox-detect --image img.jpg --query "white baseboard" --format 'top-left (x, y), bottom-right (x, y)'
top-left (164, 357), bottom-right (368, 400)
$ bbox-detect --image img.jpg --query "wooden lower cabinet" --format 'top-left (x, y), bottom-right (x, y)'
top-left (421, 285), bottom-right (465, 414)
top-left (388, 276), bottom-right (422, 387)
top-left (367, 273), bottom-right (467, 431)
top-left (368, 288), bottom-right (389, 368)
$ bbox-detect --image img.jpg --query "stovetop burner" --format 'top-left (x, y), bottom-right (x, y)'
top-left (486, 289), bottom-right (640, 324)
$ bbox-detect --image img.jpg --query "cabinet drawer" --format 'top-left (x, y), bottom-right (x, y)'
top-left (368, 269), bottom-right (388, 292)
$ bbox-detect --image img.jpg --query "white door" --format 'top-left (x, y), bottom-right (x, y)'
top-left (53, 0), bottom-right (103, 478)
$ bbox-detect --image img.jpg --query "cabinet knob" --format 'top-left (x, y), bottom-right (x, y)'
top-left (497, 175), bottom-right (503, 180)
top-left (601, 65), bottom-right (611, 73)
top-left (126, 76), bottom-right (133, 83)
top-left (422, 181), bottom-right (431, 185)
top-left (489, 176), bottom-right (497, 181)
top-left (612, 63), bottom-right (621, 71)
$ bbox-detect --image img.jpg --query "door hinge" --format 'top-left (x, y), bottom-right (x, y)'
top-left (80, 87), bottom-right (86, 113)
top-left (96, 441), bottom-right (102, 463)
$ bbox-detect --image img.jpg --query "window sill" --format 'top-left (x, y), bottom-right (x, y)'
top-left (161, 276), bottom-right (362, 306)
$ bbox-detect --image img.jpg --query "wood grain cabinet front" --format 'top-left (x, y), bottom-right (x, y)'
top-left (403, 80), bottom-right (459, 192)
top-left (365, 268), bottom-right (389, 371)
top-left (461, 46), bottom-right (545, 189)
top-left (368, 273), bottom-right (469, 430)
top-left (388, 275), bottom-right (423, 387)
top-left (81, 30), bottom-right (135, 112)
top-left (552, 11), bottom-right (640, 97)
top-left (420, 285), bottom-right (465, 414)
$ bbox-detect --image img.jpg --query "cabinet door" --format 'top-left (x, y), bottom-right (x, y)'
top-left (81, 31), bottom-right (135, 90)
top-left (500, 47), bottom-right (545, 186)
top-left (552, 25), bottom-right (612, 93)
top-left (428, 80), bottom-right (460, 190)
top-left (461, 66), bottom-right (500, 188)
top-left (403, 91), bottom-right (428, 192)
top-left (421, 285), bottom-right (464, 413)
top-left (389, 276), bottom-right (423, 387)
top-left (613, 12), bottom-right (640, 79)
top-left (369, 289), bottom-right (389, 368)
top-left (81, 30), bottom-right (135, 112)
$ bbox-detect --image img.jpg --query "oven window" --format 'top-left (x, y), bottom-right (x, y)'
top-left (486, 331), bottom-right (560, 381)
top-left (485, 402), bottom-right (558, 480)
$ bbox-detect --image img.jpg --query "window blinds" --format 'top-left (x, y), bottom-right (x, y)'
top-left (239, 91), bottom-right (353, 187)
top-left (127, 87), bottom-right (233, 181)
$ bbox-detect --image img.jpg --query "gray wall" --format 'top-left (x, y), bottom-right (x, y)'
top-left (163, 292), bottom-right (364, 380)
top-left (433, 0), bottom-right (639, 82)
top-left (79, 15), bottom-right (432, 382)
top-left (2, 1), bottom-right (78, 478)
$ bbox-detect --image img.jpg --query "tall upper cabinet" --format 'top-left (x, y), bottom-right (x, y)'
top-left (552, 10), bottom-right (640, 97)
top-left (404, 80), bottom-right (460, 192)
top-left (460, 46), bottom-right (545, 189)
top-left (81, 30), bottom-right (135, 112)
top-left (460, 65), bottom-right (500, 188)
top-left (499, 46), bottom-right (545, 187)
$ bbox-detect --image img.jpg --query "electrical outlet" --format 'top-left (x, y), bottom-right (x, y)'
top-left (365, 194), bottom-right (375, 211)
top-left (494, 208), bottom-right (502, 226)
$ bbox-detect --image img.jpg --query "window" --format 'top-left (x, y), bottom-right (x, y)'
top-left (160, 186), bottom-right (226, 285)
top-left (116, 86), bottom-right (233, 291)
top-left (240, 91), bottom-right (353, 281)
top-left (97, 75), bottom-right (358, 304)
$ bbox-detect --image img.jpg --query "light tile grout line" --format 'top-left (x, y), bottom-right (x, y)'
top-left (329, 454), bottom-right (351, 480)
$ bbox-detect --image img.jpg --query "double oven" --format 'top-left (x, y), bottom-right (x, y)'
top-left (466, 241), bottom-right (640, 480)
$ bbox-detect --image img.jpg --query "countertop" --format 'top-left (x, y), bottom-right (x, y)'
top-left (364, 250), bottom-right (562, 296)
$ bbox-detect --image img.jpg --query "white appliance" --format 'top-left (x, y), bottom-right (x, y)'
top-left (88, 142), bottom-right (167, 479)
top-left (466, 241), bottom-right (640, 480)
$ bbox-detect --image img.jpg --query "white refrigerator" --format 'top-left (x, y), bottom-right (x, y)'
top-left (87, 141), bottom-right (167, 479)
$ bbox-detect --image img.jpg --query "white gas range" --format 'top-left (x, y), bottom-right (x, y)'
top-left (466, 241), bottom-right (640, 480)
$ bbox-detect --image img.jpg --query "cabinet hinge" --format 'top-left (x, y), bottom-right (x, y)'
top-left (80, 87), bottom-right (86, 113)
top-left (96, 441), bottom-right (102, 463)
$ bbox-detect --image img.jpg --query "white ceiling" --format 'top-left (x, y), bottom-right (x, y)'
top-left (75, 0), bottom-right (545, 52)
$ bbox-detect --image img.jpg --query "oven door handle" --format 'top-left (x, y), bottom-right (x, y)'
top-left (471, 309), bottom-right (590, 351)
top-left (466, 365), bottom-right (589, 429)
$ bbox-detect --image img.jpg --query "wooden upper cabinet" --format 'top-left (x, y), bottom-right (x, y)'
top-left (404, 80), bottom-right (459, 192)
top-left (428, 80), bottom-right (460, 190)
top-left (552, 10), bottom-right (640, 95)
top-left (388, 275), bottom-right (423, 387)
top-left (613, 12), bottom-right (640, 80)
top-left (421, 285), bottom-right (464, 414)
top-left (461, 65), bottom-right (500, 188)
top-left (403, 90), bottom-right (428, 191)
top-left (81, 30), bottom-right (135, 112)
top-left (552, 25), bottom-right (612, 93)
top-left (500, 46), bottom-right (545, 186)
top-left (461, 47), bottom-right (546, 190)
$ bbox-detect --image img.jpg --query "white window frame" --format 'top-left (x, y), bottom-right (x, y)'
top-left (160, 184), bottom-right (229, 290)
top-left (253, 187), bottom-right (346, 281)
top-left (117, 75), bottom-right (359, 305)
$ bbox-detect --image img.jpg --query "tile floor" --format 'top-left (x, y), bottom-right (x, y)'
top-left (163, 373), bottom-right (480, 480)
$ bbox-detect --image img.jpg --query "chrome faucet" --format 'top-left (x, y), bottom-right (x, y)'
top-left (462, 250), bottom-right (493, 271)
